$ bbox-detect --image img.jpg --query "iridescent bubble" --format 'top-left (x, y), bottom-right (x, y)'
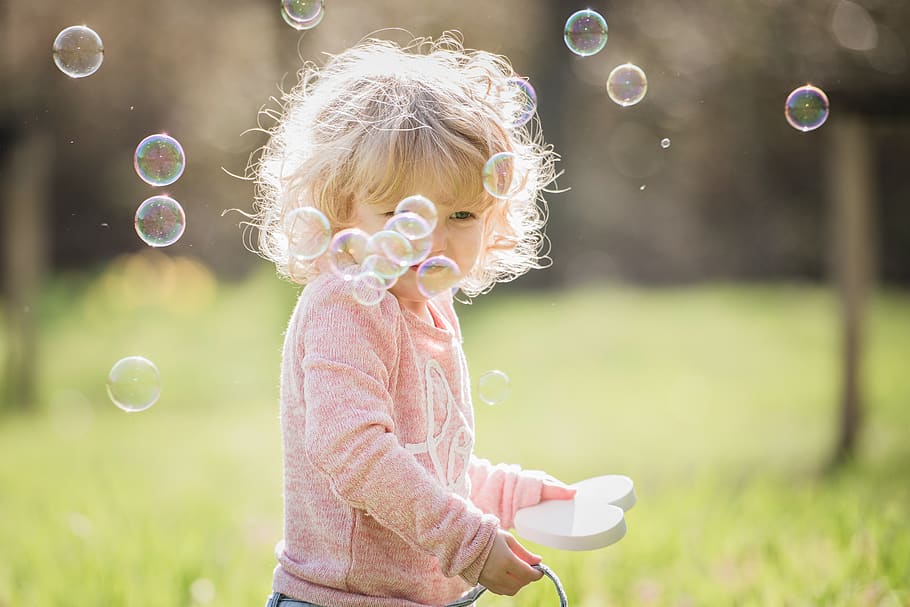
top-left (351, 270), bottom-right (386, 306)
top-left (135, 196), bottom-right (186, 247)
top-left (327, 228), bottom-right (369, 280)
top-left (607, 63), bottom-right (648, 107)
top-left (405, 233), bottom-right (433, 267)
top-left (564, 10), bottom-right (608, 57)
top-left (360, 255), bottom-right (398, 289)
top-left (53, 25), bottom-right (104, 78)
top-left (283, 0), bottom-right (323, 22)
top-left (416, 256), bottom-right (461, 298)
top-left (107, 356), bottom-right (161, 412)
top-left (281, 1), bottom-right (325, 30)
top-left (385, 211), bottom-right (431, 242)
top-left (660, 138), bottom-right (671, 149)
top-left (286, 206), bottom-right (330, 260)
top-left (365, 230), bottom-right (413, 280)
top-left (482, 152), bottom-right (527, 199)
top-left (785, 85), bottom-right (830, 132)
top-left (134, 134), bottom-right (186, 187)
top-left (504, 77), bottom-right (538, 128)
top-left (478, 370), bottom-right (510, 405)
top-left (395, 195), bottom-right (438, 234)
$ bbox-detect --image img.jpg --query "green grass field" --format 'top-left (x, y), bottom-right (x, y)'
top-left (1, 254), bottom-right (908, 607)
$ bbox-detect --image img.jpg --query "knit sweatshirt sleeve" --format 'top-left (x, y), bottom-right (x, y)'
top-left (297, 281), bottom-right (499, 583)
top-left (467, 455), bottom-right (548, 530)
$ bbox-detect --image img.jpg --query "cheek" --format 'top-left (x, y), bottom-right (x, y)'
top-left (463, 225), bottom-right (486, 264)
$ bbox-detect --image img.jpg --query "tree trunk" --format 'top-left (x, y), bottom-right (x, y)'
top-left (2, 127), bottom-right (51, 411)
top-left (827, 114), bottom-right (876, 467)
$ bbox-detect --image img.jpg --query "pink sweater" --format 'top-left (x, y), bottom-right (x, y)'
top-left (273, 273), bottom-right (548, 607)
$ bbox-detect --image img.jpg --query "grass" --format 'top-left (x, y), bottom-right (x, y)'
top-left (1, 253), bottom-right (908, 607)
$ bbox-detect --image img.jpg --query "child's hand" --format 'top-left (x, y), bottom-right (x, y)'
top-left (540, 478), bottom-right (576, 501)
top-left (478, 529), bottom-right (544, 596)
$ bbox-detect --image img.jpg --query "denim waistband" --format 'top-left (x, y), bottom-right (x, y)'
top-left (265, 592), bottom-right (325, 607)
top-left (265, 562), bottom-right (565, 607)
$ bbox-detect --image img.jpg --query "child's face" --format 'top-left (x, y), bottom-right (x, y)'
top-left (351, 197), bottom-right (487, 312)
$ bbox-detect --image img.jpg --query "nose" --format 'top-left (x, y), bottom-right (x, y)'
top-left (429, 219), bottom-right (448, 256)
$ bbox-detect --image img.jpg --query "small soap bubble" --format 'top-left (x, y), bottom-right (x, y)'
top-left (286, 207), bottom-right (330, 260)
top-left (405, 233), bottom-right (433, 267)
top-left (134, 134), bottom-right (186, 187)
top-left (360, 255), bottom-right (398, 289)
top-left (365, 230), bottom-right (413, 280)
top-left (135, 196), bottom-right (186, 247)
top-left (504, 77), bottom-right (538, 128)
top-left (385, 211), bottom-right (431, 242)
top-left (607, 63), bottom-right (648, 107)
top-left (564, 10), bottom-right (608, 57)
top-left (416, 256), bottom-right (461, 298)
top-left (478, 370), bottom-right (510, 405)
top-left (482, 152), bottom-right (527, 199)
top-left (660, 138), bottom-right (671, 149)
top-left (281, 1), bottom-right (324, 30)
top-left (785, 85), bottom-right (830, 132)
top-left (394, 195), bottom-right (437, 234)
top-left (53, 25), bottom-right (104, 78)
top-left (351, 270), bottom-right (386, 306)
top-left (327, 228), bottom-right (369, 280)
top-left (107, 356), bottom-right (161, 412)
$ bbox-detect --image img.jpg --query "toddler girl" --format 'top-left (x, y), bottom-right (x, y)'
top-left (249, 32), bottom-right (572, 607)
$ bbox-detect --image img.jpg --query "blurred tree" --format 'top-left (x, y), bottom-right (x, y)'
top-left (828, 114), bottom-right (874, 466)
top-left (1, 1), bottom-right (54, 409)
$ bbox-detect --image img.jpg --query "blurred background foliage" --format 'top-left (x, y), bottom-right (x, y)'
top-left (1, 0), bottom-right (908, 283)
top-left (1, 1), bottom-right (909, 605)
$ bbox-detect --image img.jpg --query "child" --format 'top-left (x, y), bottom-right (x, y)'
top-left (249, 32), bottom-right (572, 607)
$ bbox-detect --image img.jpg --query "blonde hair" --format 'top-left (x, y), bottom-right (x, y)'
top-left (248, 31), bottom-right (559, 296)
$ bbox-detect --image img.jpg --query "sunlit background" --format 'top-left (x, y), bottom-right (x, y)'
top-left (1, 1), bottom-right (908, 605)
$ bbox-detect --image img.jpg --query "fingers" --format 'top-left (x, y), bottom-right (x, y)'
top-left (479, 531), bottom-right (545, 596)
top-left (540, 482), bottom-right (577, 501)
top-left (505, 533), bottom-right (543, 570)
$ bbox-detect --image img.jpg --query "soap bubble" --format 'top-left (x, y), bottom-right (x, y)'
top-left (478, 370), bottom-right (510, 405)
top-left (385, 211), bottom-right (431, 242)
top-left (360, 255), bottom-right (399, 289)
top-left (504, 77), bottom-right (538, 128)
top-left (564, 10), bottom-right (608, 57)
top-left (607, 63), bottom-right (648, 107)
top-left (482, 152), bottom-right (528, 199)
top-left (660, 138), bottom-right (671, 149)
top-left (134, 134), bottom-right (186, 187)
top-left (286, 207), bottom-right (331, 260)
top-left (365, 230), bottom-right (413, 280)
top-left (351, 270), bottom-right (386, 306)
top-left (53, 25), bottom-right (104, 78)
top-left (405, 233), bottom-right (433, 267)
top-left (785, 85), bottom-right (830, 132)
top-left (107, 356), bottom-right (161, 412)
top-left (416, 256), bottom-right (461, 298)
top-left (327, 228), bottom-right (369, 280)
top-left (281, 0), bottom-right (324, 30)
top-left (394, 195), bottom-right (437, 234)
top-left (135, 196), bottom-right (186, 247)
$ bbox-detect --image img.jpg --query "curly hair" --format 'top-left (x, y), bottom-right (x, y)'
top-left (247, 31), bottom-right (559, 296)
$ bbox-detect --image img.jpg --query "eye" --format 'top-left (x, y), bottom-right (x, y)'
top-left (450, 210), bottom-right (475, 220)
